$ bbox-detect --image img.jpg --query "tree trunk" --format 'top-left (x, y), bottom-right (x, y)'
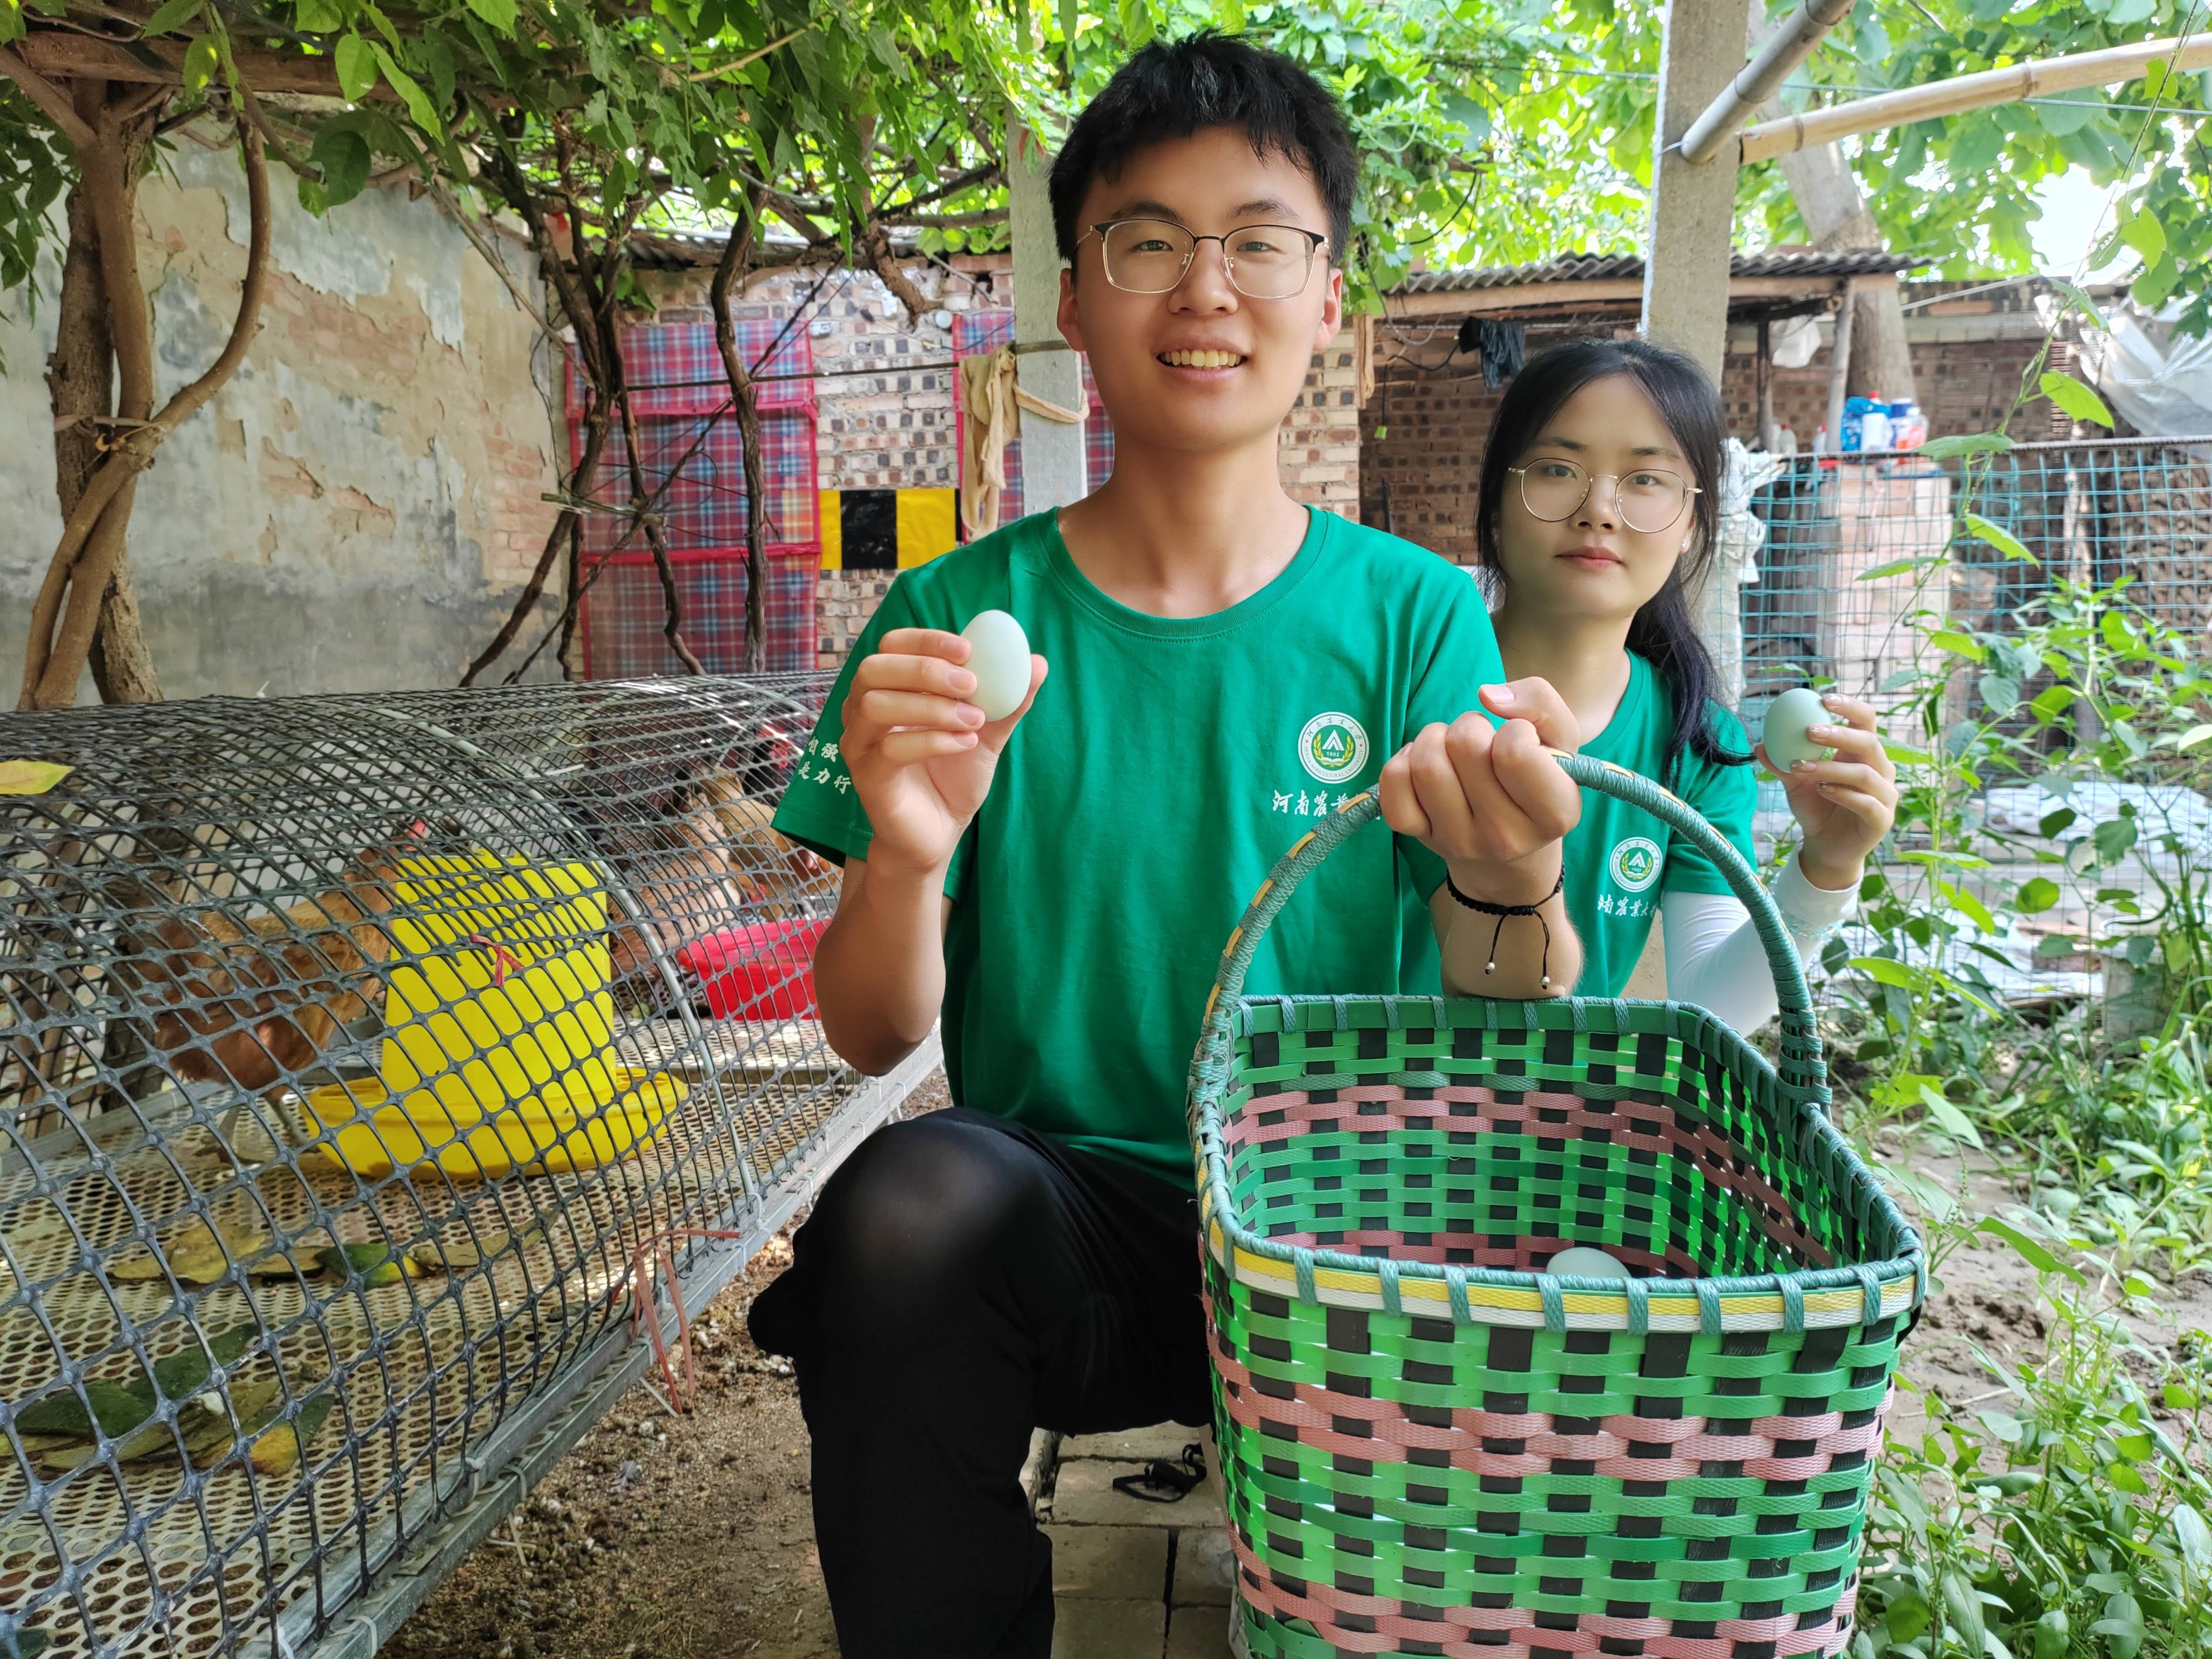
top-left (48, 149), bottom-right (114, 522)
top-left (1756, 89), bottom-right (1918, 406)
top-left (37, 85), bottom-right (164, 707)
top-left (1774, 142), bottom-right (1918, 404)
top-left (22, 118), bottom-right (269, 711)
top-left (89, 563), bottom-right (161, 704)
top-left (613, 381), bottom-right (705, 676)
top-left (559, 510), bottom-right (586, 679)
top-left (727, 364), bottom-right (770, 675)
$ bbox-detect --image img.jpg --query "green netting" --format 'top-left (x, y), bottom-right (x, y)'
top-left (1185, 758), bottom-right (1923, 1659)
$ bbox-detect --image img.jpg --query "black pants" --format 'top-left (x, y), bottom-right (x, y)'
top-left (747, 1108), bottom-right (1213, 1658)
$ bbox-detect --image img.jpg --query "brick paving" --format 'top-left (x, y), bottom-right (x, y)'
top-left (1046, 1425), bottom-right (1237, 1659)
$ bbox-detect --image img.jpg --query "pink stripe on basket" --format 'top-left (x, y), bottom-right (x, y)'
top-left (1230, 1083), bottom-right (1836, 1269)
top-left (1212, 1335), bottom-right (1893, 1489)
top-left (1235, 1534), bottom-right (1858, 1658)
top-left (1215, 1352), bottom-right (1694, 1472)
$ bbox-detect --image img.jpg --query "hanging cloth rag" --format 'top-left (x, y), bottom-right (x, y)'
top-left (1479, 319), bottom-right (1526, 389)
top-left (959, 345), bottom-right (1087, 539)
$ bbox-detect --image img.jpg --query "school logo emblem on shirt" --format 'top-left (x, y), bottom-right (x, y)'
top-left (1297, 712), bottom-right (1370, 784)
top-left (1609, 836), bottom-right (1663, 893)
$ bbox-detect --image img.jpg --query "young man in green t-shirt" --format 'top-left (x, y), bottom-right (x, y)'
top-left (749, 35), bottom-right (1582, 1655)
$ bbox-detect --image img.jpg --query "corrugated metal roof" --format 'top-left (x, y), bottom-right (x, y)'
top-left (630, 231), bottom-right (736, 268)
top-left (630, 234), bottom-right (1922, 285)
top-left (629, 226), bottom-right (917, 268)
top-left (1391, 248), bottom-right (1928, 294)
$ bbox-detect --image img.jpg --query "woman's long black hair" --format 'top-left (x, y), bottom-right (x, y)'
top-left (1474, 336), bottom-right (1750, 776)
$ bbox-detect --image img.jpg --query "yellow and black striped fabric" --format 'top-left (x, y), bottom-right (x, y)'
top-left (819, 488), bottom-right (957, 571)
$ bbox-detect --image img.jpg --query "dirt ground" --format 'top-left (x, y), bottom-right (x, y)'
top-left (389, 1088), bottom-right (2212, 1659)
top-left (383, 1230), bottom-right (842, 1659)
top-left (385, 1074), bottom-right (963, 1659)
top-left (1857, 1125), bottom-right (2212, 1448)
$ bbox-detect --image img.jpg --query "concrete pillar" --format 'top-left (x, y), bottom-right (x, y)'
top-left (1007, 115), bottom-right (1088, 509)
top-left (1640, 0), bottom-right (1754, 374)
top-left (1636, 0), bottom-right (1756, 1003)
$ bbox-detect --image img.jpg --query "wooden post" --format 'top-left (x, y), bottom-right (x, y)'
top-left (1640, 0), bottom-right (1754, 374)
top-left (1757, 318), bottom-right (1777, 451)
top-left (1823, 281), bottom-right (1856, 450)
top-left (1007, 114), bottom-right (1087, 510)
top-left (1635, 0), bottom-right (1755, 1004)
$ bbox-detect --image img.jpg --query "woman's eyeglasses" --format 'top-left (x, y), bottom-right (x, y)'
top-left (1080, 218), bottom-right (1329, 300)
top-left (1506, 458), bottom-right (1699, 535)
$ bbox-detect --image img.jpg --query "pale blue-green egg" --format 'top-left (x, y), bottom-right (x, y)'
top-left (960, 610), bottom-right (1031, 722)
top-left (1762, 686), bottom-right (1836, 772)
top-left (1545, 1245), bottom-right (1630, 1279)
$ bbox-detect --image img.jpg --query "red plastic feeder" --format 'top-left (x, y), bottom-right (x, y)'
top-left (676, 920), bottom-right (827, 1020)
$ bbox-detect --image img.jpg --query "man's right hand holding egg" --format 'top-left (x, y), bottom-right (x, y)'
top-left (839, 624), bottom-right (1048, 880)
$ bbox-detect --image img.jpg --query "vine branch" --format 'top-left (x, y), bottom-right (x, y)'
top-left (21, 119), bottom-right (271, 710)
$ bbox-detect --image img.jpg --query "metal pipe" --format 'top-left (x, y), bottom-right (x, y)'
top-left (1738, 35), bottom-right (2212, 164)
top-left (1681, 0), bottom-right (1859, 165)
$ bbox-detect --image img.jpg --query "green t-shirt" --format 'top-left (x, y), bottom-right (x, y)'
top-left (1564, 651), bottom-right (1757, 998)
top-left (773, 507), bottom-right (1506, 1186)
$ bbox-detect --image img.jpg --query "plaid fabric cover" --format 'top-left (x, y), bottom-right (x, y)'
top-left (565, 319), bottom-right (816, 418)
top-left (570, 319), bottom-right (822, 676)
top-left (572, 411), bottom-right (819, 558)
top-left (581, 548), bottom-right (818, 677)
top-left (568, 320), bottom-right (820, 558)
top-left (952, 311), bottom-right (1112, 531)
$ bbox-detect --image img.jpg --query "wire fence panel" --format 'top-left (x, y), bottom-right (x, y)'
top-left (1741, 437), bottom-right (2212, 724)
top-left (0, 675), bottom-right (902, 1659)
top-left (1739, 436), bottom-right (2212, 986)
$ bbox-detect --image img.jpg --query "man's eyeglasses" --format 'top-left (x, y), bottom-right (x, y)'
top-left (1080, 218), bottom-right (1329, 300)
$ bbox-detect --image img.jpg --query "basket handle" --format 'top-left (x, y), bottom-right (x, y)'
top-left (1192, 749), bottom-right (1826, 1102)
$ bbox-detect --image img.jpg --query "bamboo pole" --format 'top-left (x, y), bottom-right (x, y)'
top-left (1681, 0), bottom-right (1857, 165)
top-left (1738, 35), bottom-right (2212, 164)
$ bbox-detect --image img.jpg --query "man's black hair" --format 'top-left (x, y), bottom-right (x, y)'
top-left (1048, 32), bottom-right (1357, 266)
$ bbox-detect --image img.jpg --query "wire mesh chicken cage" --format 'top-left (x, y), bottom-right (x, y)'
top-left (0, 674), bottom-right (922, 1659)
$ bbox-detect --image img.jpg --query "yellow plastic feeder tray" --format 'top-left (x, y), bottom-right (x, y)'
top-left (305, 848), bottom-right (686, 1179)
top-left (305, 1067), bottom-right (686, 1179)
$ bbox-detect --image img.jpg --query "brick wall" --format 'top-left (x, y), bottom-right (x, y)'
top-left (641, 253), bottom-right (1362, 667)
top-left (1360, 321), bottom-right (2078, 562)
top-left (1715, 335), bottom-right (2079, 451)
top-left (1284, 334), bottom-right (1364, 516)
top-left (1359, 365), bottom-right (1505, 563)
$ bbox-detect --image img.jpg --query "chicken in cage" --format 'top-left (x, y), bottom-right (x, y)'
top-left (0, 675), bottom-right (922, 1659)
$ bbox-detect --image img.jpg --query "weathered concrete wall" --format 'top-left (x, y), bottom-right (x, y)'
top-left (0, 134), bottom-right (561, 702)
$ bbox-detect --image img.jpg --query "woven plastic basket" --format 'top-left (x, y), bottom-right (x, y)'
top-left (1187, 753), bottom-right (1924, 1659)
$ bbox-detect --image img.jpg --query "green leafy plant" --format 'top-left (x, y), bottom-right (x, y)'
top-left (1857, 1221), bottom-right (2212, 1658)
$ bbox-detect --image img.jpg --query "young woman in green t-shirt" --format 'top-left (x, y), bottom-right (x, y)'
top-left (1475, 338), bottom-right (1900, 1025)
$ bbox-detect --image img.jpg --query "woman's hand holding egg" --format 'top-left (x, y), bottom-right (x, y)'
top-left (1756, 691), bottom-right (1897, 891)
top-left (839, 618), bottom-right (1045, 879)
